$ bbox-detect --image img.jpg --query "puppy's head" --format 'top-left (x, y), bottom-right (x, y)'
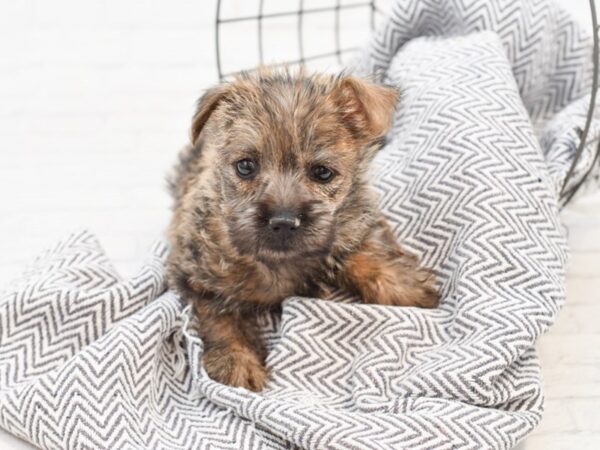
top-left (191, 69), bottom-right (398, 262)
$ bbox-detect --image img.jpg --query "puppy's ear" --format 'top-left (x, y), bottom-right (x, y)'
top-left (191, 85), bottom-right (230, 144)
top-left (333, 76), bottom-right (399, 141)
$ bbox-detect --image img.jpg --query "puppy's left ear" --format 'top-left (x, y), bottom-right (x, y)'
top-left (333, 76), bottom-right (399, 141)
top-left (191, 85), bottom-right (230, 145)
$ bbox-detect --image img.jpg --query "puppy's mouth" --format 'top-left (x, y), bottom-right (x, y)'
top-left (254, 236), bottom-right (332, 263)
top-left (229, 222), bottom-right (334, 261)
top-left (255, 224), bottom-right (310, 258)
top-left (226, 202), bottom-right (336, 261)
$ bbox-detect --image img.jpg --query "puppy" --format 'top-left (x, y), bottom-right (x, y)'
top-left (167, 69), bottom-right (439, 391)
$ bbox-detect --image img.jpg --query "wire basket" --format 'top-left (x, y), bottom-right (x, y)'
top-left (215, 0), bottom-right (382, 79)
top-left (215, 0), bottom-right (600, 207)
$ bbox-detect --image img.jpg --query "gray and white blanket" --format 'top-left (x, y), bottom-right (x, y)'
top-left (1, 0), bottom-right (598, 448)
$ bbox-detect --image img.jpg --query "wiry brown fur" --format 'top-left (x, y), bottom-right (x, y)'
top-left (167, 69), bottom-right (439, 391)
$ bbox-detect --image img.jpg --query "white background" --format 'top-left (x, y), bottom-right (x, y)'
top-left (0, 0), bottom-right (598, 449)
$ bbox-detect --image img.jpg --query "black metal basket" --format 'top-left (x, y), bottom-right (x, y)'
top-left (215, 0), bottom-right (600, 207)
top-left (215, 0), bottom-right (379, 79)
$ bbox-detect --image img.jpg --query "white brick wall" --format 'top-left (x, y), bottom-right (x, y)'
top-left (0, 0), bottom-right (222, 284)
top-left (0, 1), bottom-right (597, 449)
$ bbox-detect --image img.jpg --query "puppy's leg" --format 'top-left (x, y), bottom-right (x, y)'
top-left (195, 302), bottom-right (269, 391)
top-left (338, 220), bottom-right (439, 308)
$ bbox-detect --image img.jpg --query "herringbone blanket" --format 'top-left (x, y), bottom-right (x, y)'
top-left (1, 1), bottom-right (598, 448)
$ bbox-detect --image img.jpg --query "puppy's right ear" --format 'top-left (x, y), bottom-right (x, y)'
top-left (190, 85), bottom-right (230, 145)
top-left (332, 76), bottom-right (399, 142)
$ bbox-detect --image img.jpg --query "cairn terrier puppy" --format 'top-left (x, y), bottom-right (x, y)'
top-left (167, 69), bottom-right (439, 391)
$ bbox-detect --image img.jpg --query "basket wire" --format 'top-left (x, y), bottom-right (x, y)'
top-left (215, 0), bottom-right (600, 207)
top-left (559, 0), bottom-right (600, 206)
top-left (216, 0), bottom-right (377, 79)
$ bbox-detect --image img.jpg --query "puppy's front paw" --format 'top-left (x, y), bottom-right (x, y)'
top-left (203, 347), bottom-right (270, 391)
top-left (382, 273), bottom-right (440, 308)
top-left (362, 269), bottom-right (439, 308)
top-left (344, 250), bottom-right (440, 308)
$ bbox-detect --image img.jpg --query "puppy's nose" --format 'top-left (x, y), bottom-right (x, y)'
top-left (268, 211), bottom-right (300, 232)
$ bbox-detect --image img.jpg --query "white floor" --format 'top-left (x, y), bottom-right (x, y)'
top-left (519, 195), bottom-right (600, 449)
top-left (0, 0), bottom-right (598, 448)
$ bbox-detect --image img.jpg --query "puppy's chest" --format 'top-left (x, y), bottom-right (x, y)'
top-left (236, 260), bottom-right (326, 305)
top-left (259, 265), bottom-right (319, 302)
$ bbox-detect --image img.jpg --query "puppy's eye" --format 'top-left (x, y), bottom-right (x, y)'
top-left (235, 159), bottom-right (257, 178)
top-left (310, 165), bottom-right (335, 183)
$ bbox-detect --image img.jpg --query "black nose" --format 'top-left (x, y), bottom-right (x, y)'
top-left (268, 211), bottom-right (300, 232)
